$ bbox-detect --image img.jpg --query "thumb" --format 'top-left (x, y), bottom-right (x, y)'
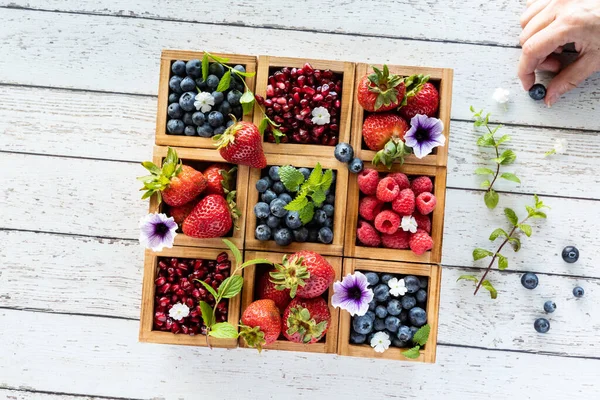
top-left (546, 54), bottom-right (599, 106)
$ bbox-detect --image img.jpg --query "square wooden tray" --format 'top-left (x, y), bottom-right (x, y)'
top-left (139, 246), bottom-right (242, 348)
top-left (351, 63), bottom-right (453, 167)
top-left (253, 55), bottom-right (355, 157)
top-left (155, 50), bottom-right (257, 148)
top-left (337, 258), bottom-right (441, 363)
top-left (245, 153), bottom-right (349, 256)
top-left (149, 146), bottom-right (249, 250)
top-left (240, 251), bottom-right (342, 354)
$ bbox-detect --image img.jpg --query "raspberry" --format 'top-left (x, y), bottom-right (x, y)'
top-left (359, 196), bottom-right (384, 221)
top-left (374, 210), bottom-right (401, 234)
top-left (411, 176), bottom-right (433, 195)
top-left (357, 220), bottom-right (381, 247)
top-left (413, 212), bottom-right (431, 233)
top-left (381, 230), bottom-right (410, 249)
top-left (387, 172), bottom-right (410, 190)
top-left (391, 188), bottom-right (415, 215)
top-left (357, 169), bottom-right (379, 195)
top-left (409, 229), bottom-right (434, 255)
top-left (376, 177), bottom-right (400, 202)
top-left (416, 192), bottom-right (437, 215)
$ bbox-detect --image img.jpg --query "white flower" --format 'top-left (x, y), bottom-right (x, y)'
top-left (388, 277), bottom-right (408, 297)
top-left (311, 106), bottom-right (330, 125)
top-left (493, 88), bottom-right (510, 104)
top-left (401, 215), bottom-right (418, 233)
top-left (370, 331), bottom-right (391, 353)
top-left (194, 92), bottom-right (215, 113)
top-left (553, 138), bottom-right (568, 154)
top-left (168, 303), bottom-right (190, 321)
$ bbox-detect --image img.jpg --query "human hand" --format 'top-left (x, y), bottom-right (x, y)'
top-left (518, 0), bottom-right (600, 106)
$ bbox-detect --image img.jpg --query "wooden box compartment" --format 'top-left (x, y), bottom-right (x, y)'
top-left (149, 146), bottom-right (249, 250)
top-left (351, 63), bottom-right (453, 167)
top-left (253, 55), bottom-right (355, 157)
top-left (337, 258), bottom-right (441, 363)
top-left (344, 162), bottom-right (447, 264)
top-left (240, 251), bottom-right (342, 354)
top-left (139, 246), bottom-right (242, 348)
top-left (245, 153), bottom-right (349, 256)
top-left (155, 50), bottom-right (257, 148)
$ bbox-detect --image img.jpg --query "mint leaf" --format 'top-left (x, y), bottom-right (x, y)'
top-left (457, 275), bottom-right (479, 283)
top-left (199, 300), bottom-right (215, 328)
top-left (311, 188), bottom-right (326, 206)
top-left (529, 211), bottom-right (547, 219)
top-left (402, 345), bottom-right (421, 359)
top-left (258, 117), bottom-right (269, 135)
top-left (209, 322), bottom-right (238, 339)
top-left (484, 189), bottom-right (499, 209)
top-left (481, 180), bottom-right (491, 189)
top-left (473, 248), bottom-right (493, 261)
top-left (240, 91), bottom-right (255, 115)
top-left (504, 208), bottom-right (518, 226)
top-left (475, 167), bottom-right (494, 175)
top-left (500, 172), bottom-right (521, 183)
top-left (202, 54), bottom-right (209, 81)
top-left (307, 163), bottom-right (323, 187)
top-left (218, 275), bottom-right (244, 299)
top-left (279, 166), bottom-right (305, 192)
top-left (298, 202), bottom-right (315, 224)
top-left (285, 195), bottom-right (309, 212)
top-left (519, 223), bottom-right (532, 237)
top-left (497, 134), bottom-right (511, 145)
top-left (534, 194), bottom-right (544, 209)
top-left (412, 324), bottom-right (430, 346)
top-left (319, 169), bottom-right (334, 192)
top-left (498, 254), bottom-right (508, 270)
top-left (222, 238), bottom-right (242, 266)
top-left (197, 279), bottom-right (218, 299)
top-left (508, 237), bottom-right (521, 252)
top-left (207, 54), bottom-right (230, 63)
top-left (232, 69), bottom-right (256, 78)
top-left (481, 280), bottom-right (498, 299)
top-left (216, 70), bottom-right (231, 92)
top-left (499, 149), bottom-right (516, 165)
top-left (489, 228), bottom-right (508, 241)
top-left (477, 133), bottom-right (495, 147)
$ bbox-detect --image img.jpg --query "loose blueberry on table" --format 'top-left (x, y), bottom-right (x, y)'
top-left (562, 245), bottom-right (579, 263)
top-left (543, 300), bottom-right (556, 313)
top-left (521, 272), bottom-right (539, 290)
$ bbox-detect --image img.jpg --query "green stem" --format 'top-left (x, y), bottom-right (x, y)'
top-left (486, 124), bottom-right (501, 193)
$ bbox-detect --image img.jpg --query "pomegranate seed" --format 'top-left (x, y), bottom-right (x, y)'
top-left (273, 103), bottom-right (282, 113)
top-left (165, 319), bottom-right (173, 330)
top-left (314, 70), bottom-right (322, 80)
top-left (158, 283), bottom-right (171, 294)
top-left (335, 99), bottom-right (341, 109)
top-left (171, 294), bottom-right (179, 303)
top-left (313, 126), bottom-right (326, 138)
top-left (290, 67), bottom-right (297, 77)
top-left (304, 62), bottom-right (314, 73)
top-left (155, 276), bottom-right (166, 286)
top-left (274, 71), bottom-right (284, 82)
top-left (167, 267), bottom-right (175, 276)
top-left (158, 261), bottom-right (168, 270)
top-left (186, 298), bottom-right (194, 308)
top-left (303, 86), bottom-right (316, 96)
top-left (171, 322), bottom-right (180, 333)
top-left (155, 311), bottom-right (167, 323)
top-left (192, 289), bottom-right (201, 298)
top-left (330, 124), bottom-right (339, 131)
top-left (307, 76), bottom-right (315, 86)
top-left (264, 99), bottom-right (274, 107)
top-left (312, 94), bottom-right (324, 102)
top-left (159, 297), bottom-right (170, 307)
top-left (274, 116), bottom-right (284, 124)
top-left (276, 97), bottom-right (287, 105)
top-left (266, 85), bottom-right (275, 97)
top-left (255, 94), bottom-right (265, 105)
top-left (276, 82), bottom-right (285, 90)
top-left (216, 252), bottom-right (228, 263)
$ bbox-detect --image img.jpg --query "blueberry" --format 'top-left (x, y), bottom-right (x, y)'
top-left (308, 229), bottom-right (319, 242)
top-left (182, 112), bottom-right (194, 126)
top-left (573, 286), bottom-right (585, 298)
top-left (258, 218), bottom-right (268, 226)
top-left (562, 246), bottom-right (579, 263)
top-left (270, 199), bottom-right (288, 218)
top-left (366, 310), bottom-right (376, 321)
top-left (167, 103), bottom-right (183, 119)
top-left (171, 60), bottom-right (186, 77)
top-left (534, 318), bottom-right (550, 333)
top-left (348, 157), bottom-right (364, 173)
top-left (196, 125), bottom-right (214, 137)
top-left (274, 228), bottom-right (293, 246)
top-left (233, 105), bottom-right (243, 118)
top-left (322, 204), bottom-right (334, 217)
top-left (166, 119), bottom-right (184, 134)
top-left (324, 217), bottom-right (333, 228)
top-left (353, 314), bottom-right (374, 335)
top-left (364, 272), bottom-right (379, 286)
top-left (209, 62), bottom-right (225, 78)
top-left (381, 274), bottom-right (394, 284)
top-left (404, 276), bottom-right (420, 294)
top-left (419, 277), bottom-right (429, 289)
top-left (191, 112), bottom-right (205, 126)
top-left (185, 59), bottom-right (202, 78)
top-left (374, 318), bottom-right (386, 331)
top-left (285, 211), bottom-right (302, 229)
top-left (179, 91), bottom-right (197, 112)
top-left (397, 325), bottom-right (413, 342)
top-left (544, 300), bottom-right (557, 313)
top-left (416, 289), bottom-right (427, 303)
top-left (373, 284), bottom-right (390, 302)
top-left (373, 305), bottom-right (387, 319)
top-left (325, 194), bottom-right (335, 205)
top-left (293, 227), bottom-right (309, 242)
top-left (529, 83), bottom-right (546, 101)
top-left (168, 93), bottom-right (180, 104)
top-left (226, 119), bottom-right (235, 128)
top-left (334, 142), bottom-right (354, 163)
top-left (211, 91), bottom-right (224, 105)
top-left (255, 224), bottom-right (272, 241)
top-left (213, 126), bottom-right (226, 135)
top-left (401, 295), bottom-right (417, 310)
top-left (350, 331), bottom-right (367, 344)
top-left (184, 125), bottom-right (196, 136)
top-left (366, 332), bottom-right (376, 344)
top-left (272, 181), bottom-right (285, 194)
top-left (206, 75), bottom-right (220, 90)
top-left (227, 89), bottom-right (243, 106)
top-left (180, 76), bottom-right (196, 92)
top-left (331, 171), bottom-right (337, 184)
top-left (208, 111), bottom-right (224, 127)
top-left (368, 299), bottom-right (377, 312)
top-left (399, 310), bottom-right (408, 324)
top-left (278, 193), bottom-right (292, 204)
top-left (314, 209), bottom-right (327, 225)
top-left (385, 316), bottom-right (401, 333)
top-left (392, 337), bottom-right (409, 348)
top-left (233, 64), bottom-right (246, 74)
top-left (410, 326), bottom-right (419, 337)
top-left (195, 77), bottom-right (207, 91)
top-left (215, 100), bottom-right (231, 117)
top-left (269, 166), bottom-right (281, 181)
top-left (409, 307), bottom-right (427, 327)
top-left (298, 168), bottom-right (311, 180)
top-left (267, 215), bottom-right (281, 229)
top-left (387, 299), bottom-right (402, 316)
top-left (261, 190), bottom-right (277, 204)
top-left (254, 202), bottom-right (270, 219)
top-left (318, 227), bottom-right (333, 244)
top-left (255, 178), bottom-right (271, 193)
top-left (521, 272), bottom-right (539, 290)
top-left (169, 76), bottom-right (184, 94)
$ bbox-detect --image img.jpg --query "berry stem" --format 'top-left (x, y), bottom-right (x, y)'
top-left (486, 125), bottom-right (501, 194)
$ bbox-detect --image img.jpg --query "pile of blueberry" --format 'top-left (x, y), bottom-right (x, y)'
top-left (254, 166), bottom-right (335, 246)
top-left (350, 272), bottom-right (428, 348)
top-left (334, 142), bottom-right (364, 174)
top-left (166, 59), bottom-right (246, 137)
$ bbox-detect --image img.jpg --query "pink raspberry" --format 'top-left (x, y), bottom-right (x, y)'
top-left (413, 212), bottom-right (431, 234)
top-left (357, 220), bottom-right (381, 247)
top-left (374, 210), bottom-right (401, 234)
top-left (387, 172), bottom-right (410, 190)
top-left (411, 176), bottom-right (433, 195)
top-left (382, 230), bottom-right (410, 249)
top-left (416, 192), bottom-right (437, 215)
top-left (359, 196), bottom-right (384, 221)
top-left (392, 188), bottom-right (415, 215)
top-left (376, 177), bottom-right (400, 202)
top-left (357, 169), bottom-right (379, 195)
top-left (409, 229), bottom-right (434, 255)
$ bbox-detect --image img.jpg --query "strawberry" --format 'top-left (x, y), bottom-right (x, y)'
top-left (182, 192), bottom-right (240, 238)
top-left (167, 200), bottom-right (198, 227)
top-left (362, 113), bottom-right (409, 151)
top-left (357, 65), bottom-right (406, 112)
top-left (239, 299), bottom-right (282, 352)
top-left (282, 297), bottom-right (330, 344)
top-left (399, 78), bottom-right (440, 120)
top-left (139, 147), bottom-right (207, 207)
top-left (203, 163), bottom-right (236, 196)
top-left (213, 119), bottom-right (267, 169)
top-left (270, 251), bottom-right (335, 299)
top-left (257, 269), bottom-right (291, 312)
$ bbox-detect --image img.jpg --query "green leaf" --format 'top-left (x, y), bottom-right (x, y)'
top-left (279, 166), bottom-right (305, 192)
top-left (473, 248), bottom-right (493, 261)
top-left (240, 259), bottom-right (272, 269)
top-left (311, 188), bottom-right (326, 206)
top-left (222, 238), bottom-right (242, 266)
top-left (519, 223), bottom-right (532, 237)
top-left (319, 169), bottom-right (334, 192)
top-left (199, 300), bottom-right (215, 327)
top-left (534, 194), bottom-right (544, 209)
top-left (240, 90), bottom-right (255, 115)
top-left (402, 345), bottom-right (422, 359)
top-left (298, 202), bottom-right (315, 224)
top-left (499, 149), bottom-right (516, 165)
top-left (412, 324), bottom-right (430, 346)
top-left (218, 275), bottom-right (244, 299)
top-left (489, 228), bottom-right (508, 241)
top-left (480, 180), bottom-right (491, 189)
top-left (208, 322), bottom-right (239, 339)
top-left (207, 53), bottom-right (230, 64)
top-left (497, 254), bottom-right (508, 270)
top-left (457, 274), bottom-right (479, 283)
top-left (484, 189), bottom-right (499, 209)
top-left (508, 237), bottom-right (521, 252)
top-left (216, 70), bottom-right (231, 92)
top-left (500, 172), bottom-right (521, 183)
top-left (202, 54), bottom-right (210, 81)
top-left (529, 211), bottom-right (547, 219)
top-left (477, 133), bottom-right (496, 147)
top-left (481, 280), bottom-right (498, 299)
top-left (197, 279), bottom-right (218, 299)
top-left (232, 69), bottom-right (256, 78)
top-left (504, 208), bottom-right (519, 226)
top-left (497, 134), bottom-right (511, 145)
top-left (475, 167), bottom-right (494, 175)
top-left (258, 117), bottom-right (269, 136)
top-left (307, 163), bottom-right (323, 187)
top-left (285, 195), bottom-right (309, 212)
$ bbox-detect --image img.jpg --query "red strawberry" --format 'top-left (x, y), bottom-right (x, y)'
top-left (382, 230), bottom-right (410, 249)
top-left (411, 176), bottom-right (433, 195)
top-left (240, 299), bottom-right (282, 352)
top-left (413, 212), bottom-right (432, 234)
top-left (357, 65), bottom-right (406, 112)
top-left (359, 196), bottom-right (384, 221)
top-left (356, 220), bottom-right (381, 247)
top-left (409, 229), bottom-right (434, 255)
top-left (203, 163), bottom-right (236, 196)
top-left (282, 297), bottom-right (330, 344)
top-left (416, 192), bottom-right (437, 215)
top-left (388, 172), bottom-right (410, 190)
top-left (257, 269), bottom-right (291, 312)
top-left (182, 193), bottom-right (239, 238)
top-left (168, 200), bottom-right (198, 227)
top-left (139, 147), bottom-right (207, 207)
top-left (357, 169), bottom-right (380, 195)
top-left (270, 251), bottom-right (335, 299)
top-left (376, 177), bottom-right (400, 202)
top-left (392, 188), bottom-right (415, 215)
top-left (399, 80), bottom-right (440, 120)
top-left (362, 113), bottom-right (409, 151)
top-left (374, 210), bottom-right (401, 234)
top-left (214, 120), bottom-right (267, 169)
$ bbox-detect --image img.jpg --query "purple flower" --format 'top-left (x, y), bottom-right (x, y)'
top-left (404, 114), bottom-right (446, 158)
top-left (139, 213), bottom-right (178, 251)
top-left (331, 272), bottom-right (374, 316)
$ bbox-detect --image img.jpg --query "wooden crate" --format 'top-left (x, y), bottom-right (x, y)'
top-left (139, 246), bottom-right (242, 348)
top-left (351, 63), bottom-right (453, 167)
top-left (253, 55), bottom-right (355, 157)
top-left (337, 258), bottom-right (441, 363)
top-left (155, 50), bottom-right (257, 148)
top-left (149, 146), bottom-right (249, 250)
top-left (245, 153), bottom-right (348, 256)
top-left (344, 162), bottom-right (447, 264)
top-left (240, 251), bottom-right (341, 354)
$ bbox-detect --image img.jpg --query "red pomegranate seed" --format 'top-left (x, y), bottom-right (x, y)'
top-left (276, 82), bottom-right (285, 90)
top-left (283, 104), bottom-right (291, 112)
top-left (158, 261), bottom-right (168, 270)
top-left (255, 94), bottom-right (265, 105)
top-left (276, 97), bottom-right (287, 105)
top-left (290, 67), bottom-right (297, 78)
top-left (155, 311), bottom-right (167, 323)
top-left (167, 267), bottom-right (175, 276)
top-left (171, 294), bottom-right (179, 303)
top-left (302, 86), bottom-right (316, 96)
top-left (264, 99), bottom-right (274, 107)
top-left (266, 85), bottom-right (275, 97)
top-left (303, 62), bottom-right (314, 73)
top-left (192, 289), bottom-right (201, 298)
top-left (159, 297), bottom-right (170, 307)
top-left (185, 298), bottom-right (194, 308)
top-left (273, 103), bottom-right (282, 112)
top-left (155, 276), bottom-right (166, 286)
top-left (312, 94), bottom-right (324, 102)
top-left (158, 283), bottom-right (171, 294)
top-left (314, 70), bottom-right (322, 80)
top-left (330, 124), bottom-right (339, 131)
top-left (165, 318), bottom-right (173, 330)
top-left (216, 252), bottom-right (228, 263)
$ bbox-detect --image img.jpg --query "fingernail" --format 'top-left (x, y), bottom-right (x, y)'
top-left (546, 94), bottom-right (558, 107)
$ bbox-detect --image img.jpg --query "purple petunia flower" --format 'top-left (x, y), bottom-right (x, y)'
top-left (331, 272), bottom-right (374, 316)
top-left (139, 213), bottom-right (178, 252)
top-left (404, 114), bottom-right (446, 159)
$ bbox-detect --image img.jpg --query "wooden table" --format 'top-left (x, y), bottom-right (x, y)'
top-left (1, 1), bottom-right (599, 399)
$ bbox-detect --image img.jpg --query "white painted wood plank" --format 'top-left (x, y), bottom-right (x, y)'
top-left (0, 0), bottom-right (524, 47)
top-left (1, 9), bottom-right (599, 130)
top-left (1, 309), bottom-right (598, 400)
top-left (0, 389), bottom-right (119, 400)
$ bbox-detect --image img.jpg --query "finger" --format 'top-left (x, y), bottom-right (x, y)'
top-left (546, 54), bottom-right (599, 106)
top-left (520, 4), bottom-right (554, 45)
top-left (537, 55), bottom-right (562, 73)
top-left (520, 0), bottom-right (550, 28)
top-left (526, 0), bottom-right (540, 6)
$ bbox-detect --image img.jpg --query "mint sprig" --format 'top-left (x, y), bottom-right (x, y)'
top-left (401, 324), bottom-right (431, 359)
top-left (281, 163), bottom-right (334, 224)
